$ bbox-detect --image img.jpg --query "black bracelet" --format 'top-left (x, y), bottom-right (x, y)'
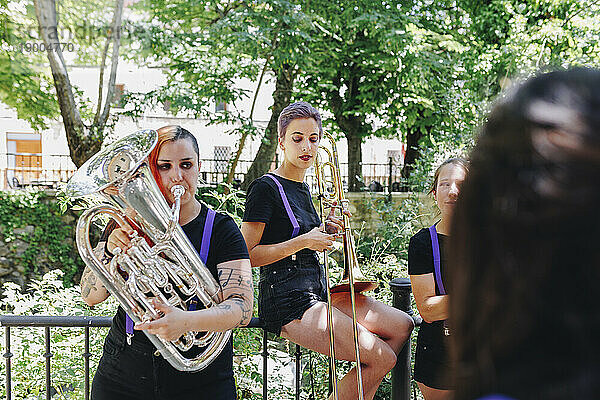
top-left (104, 245), bottom-right (114, 258)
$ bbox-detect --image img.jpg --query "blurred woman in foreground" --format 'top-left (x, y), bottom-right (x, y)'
top-left (450, 68), bottom-right (600, 399)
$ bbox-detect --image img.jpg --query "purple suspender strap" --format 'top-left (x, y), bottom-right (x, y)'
top-left (428, 224), bottom-right (447, 295)
top-left (200, 208), bottom-right (216, 264)
top-left (265, 173), bottom-right (300, 238)
top-left (125, 207), bottom-right (216, 340)
top-left (476, 395), bottom-right (516, 400)
top-left (191, 208), bottom-right (216, 311)
top-left (125, 312), bottom-right (134, 343)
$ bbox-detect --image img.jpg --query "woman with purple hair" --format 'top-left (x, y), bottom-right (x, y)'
top-left (242, 101), bottom-right (414, 400)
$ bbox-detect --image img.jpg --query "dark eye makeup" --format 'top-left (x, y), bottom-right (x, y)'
top-left (157, 161), bottom-right (194, 170)
top-left (292, 134), bottom-right (320, 143)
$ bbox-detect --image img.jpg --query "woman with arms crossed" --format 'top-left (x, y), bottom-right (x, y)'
top-left (241, 101), bottom-right (413, 400)
top-left (80, 125), bottom-right (252, 400)
top-left (409, 157), bottom-right (469, 400)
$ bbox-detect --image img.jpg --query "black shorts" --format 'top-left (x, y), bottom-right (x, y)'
top-left (413, 323), bottom-right (453, 390)
top-left (259, 252), bottom-right (327, 336)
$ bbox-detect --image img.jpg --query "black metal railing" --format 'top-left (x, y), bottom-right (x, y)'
top-left (0, 315), bottom-right (112, 400)
top-left (1, 154), bottom-right (403, 193)
top-left (1, 281), bottom-right (416, 400)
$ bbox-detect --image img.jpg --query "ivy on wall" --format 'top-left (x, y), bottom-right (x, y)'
top-left (0, 190), bottom-right (84, 286)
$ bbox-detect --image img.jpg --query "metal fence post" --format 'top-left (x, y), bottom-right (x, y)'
top-left (295, 344), bottom-right (301, 400)
top-left (4, 327), bottom-right (12, 400)
top-left (45, 326), bottom-right (52, 400)
top-left (84, 326), bottom-right (91, 400)
top-left (263, 329), bottom-right (268, 400)
top-left (388, 156), bottom-right (393, 199)
top-left (389, 278), bottom-right (413, 400)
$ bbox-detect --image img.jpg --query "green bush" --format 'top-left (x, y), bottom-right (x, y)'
top-left (354, 194), bottom-right (433, 400)
top-left (0, 270), bottom-right (309, 399)
top-left (197, 183), bottom-right (246, 225)
top-left (0, 270), bottom-right (117, 399)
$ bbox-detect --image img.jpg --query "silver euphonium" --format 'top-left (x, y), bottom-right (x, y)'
top-left (66, 129), bottom-right (231, 372)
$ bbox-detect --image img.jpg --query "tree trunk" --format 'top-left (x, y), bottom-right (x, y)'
top-left (225, 54), bottom-right (271, 185)
top-left (400, 128), bottom-right (421, 191)
top-left (34, 0), bottom-right (123, 167)
top-left (35, 0), bottom-right (88, 167)
top-left (332, 111), bottom-right (365, 192)
top-left (241, 66), bottom-right (295, 190)
top-left (327, 68), bottom-right (366, 192)
top-left (400, 109), bottom-right (429, 191)
top-left (345, 132), bottom-right (363, 192)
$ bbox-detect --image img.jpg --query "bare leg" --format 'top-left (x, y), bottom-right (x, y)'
top-left (331, 292), bottom-right (414, 354)
top-left (282, 301), bottom-right (398, 400)
top-left (332, 292), bottom-right (414, 399)
top-left (417, 382), bottom-right (453, 400)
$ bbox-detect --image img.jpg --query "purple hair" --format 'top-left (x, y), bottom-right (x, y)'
top-left (278, 101), bottom-right (323, 137)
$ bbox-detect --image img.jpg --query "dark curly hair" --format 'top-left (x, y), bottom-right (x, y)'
top-left (449, 68), bottom-right (600, 399)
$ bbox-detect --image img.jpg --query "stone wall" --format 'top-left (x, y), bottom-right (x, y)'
top-left (312, 192), bottom-right (436, 234)
top-left (1, 190), bottom-right (436, 291)
top-left (345, 192), bottom-right (436, 232)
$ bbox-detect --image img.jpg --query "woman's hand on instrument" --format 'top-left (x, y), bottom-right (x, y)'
top-left (303, 226), bottom-right (336, 252)
top-left (325, 216), bottom-right (344, 235)
top-left (324, 201), bottom-right (351, 235)
top-left (134, 299), bottom-right (189, 342)
top-left (106, 223), bottom-right (135, 254)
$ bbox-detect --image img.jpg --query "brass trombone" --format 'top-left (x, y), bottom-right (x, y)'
top-left (314, 132), bottom-right (378, 400)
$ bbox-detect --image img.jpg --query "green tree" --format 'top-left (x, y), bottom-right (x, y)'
top-left (33, 0), bottom-right (125, 167)
top-left (125, 0), bottom-right (313, 190)
top-left (0, 0), bottom-right (58, 130)
top-left (297, 0), bottom-right (467, 191)
top-left (401, 0), bottom-right (600, 189)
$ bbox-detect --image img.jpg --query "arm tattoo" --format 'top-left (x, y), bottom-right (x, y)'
top-left (80, 241), bottom-right (109, 300)
top-left (217, 266), bottom-right (252, 291)
top-left (230, 296), bottom-right (252, 322)
top-left (215, 303), bottom-right (232, 312)
top-left (217, 264), bottom-right (253, 325)
top-left (80, 268), bottom-right (97, 299)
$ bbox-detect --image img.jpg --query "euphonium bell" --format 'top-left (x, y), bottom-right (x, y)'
top-left (66, 129), bottom-right (231, 372)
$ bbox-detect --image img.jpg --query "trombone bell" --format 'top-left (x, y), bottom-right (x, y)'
top-left (330, 235), bottom-right (377, 293)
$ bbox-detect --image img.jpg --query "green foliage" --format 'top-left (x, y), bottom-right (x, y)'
top-left (0, 0), bottom-right (122, 132)
top-left (354, 194), bottom-right (435, 400)
top-left (356, 194), bottom-right (432, 266)
top-left (0, 190), bottom-right (84, 285)
top-left (122, 0), bottom-right (317, 184)
top-left (0, 270), bottom-right (117, 399)
top-left (197, 183), bottom-right (247, 225)
top-left (0, 271), bottom-right (300, 400)
top-left (0, 188), bottom-right (435, 399)
top-left (0, 0), bottom-right (59, 130)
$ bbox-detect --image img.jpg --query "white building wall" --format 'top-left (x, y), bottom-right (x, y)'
top-left (0, 61), bottom-right (404, 189)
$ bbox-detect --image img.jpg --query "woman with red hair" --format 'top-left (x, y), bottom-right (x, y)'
top-left (80, 125), bottom-right (252, 400)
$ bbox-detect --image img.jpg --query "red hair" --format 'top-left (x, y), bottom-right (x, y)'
top-left (148, 125), bottom-right (199, 202)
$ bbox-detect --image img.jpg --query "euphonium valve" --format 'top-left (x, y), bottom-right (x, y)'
top-left (67, 129), bottom-right (231, 372)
